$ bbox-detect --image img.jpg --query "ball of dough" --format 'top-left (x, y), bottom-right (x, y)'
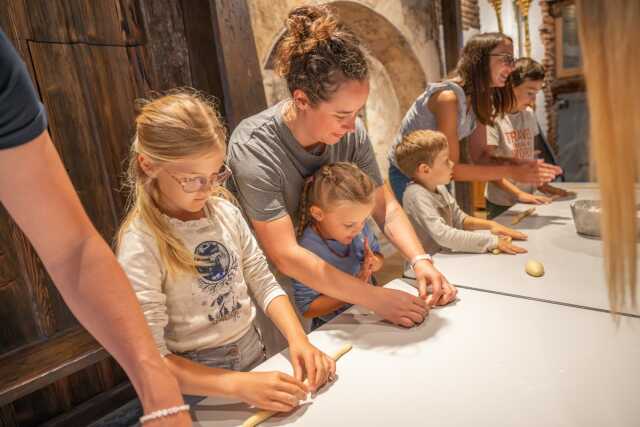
top-left (492, 248), bottom-right (501, 255)
top-left (525, 260), bottom-right (544, 277)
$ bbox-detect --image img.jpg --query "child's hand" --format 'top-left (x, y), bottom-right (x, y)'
top-left (288, 337), bottom-right (336, 393)
top-left (362, 237), bottom-right (384, 273)
top-left (234, 371), bottom-right (308, 412)
top-left (517, 191), bottom-right (551, 205)
top-left (496, 236), bottom-right (528, 255)
top-left (357, 237), bottom-right (375, 282)
top-left (370, 253), bottom-right (384, 273)
top-left (512, 159), bottom-right (562, 186)
top-left (356, 261), bottom-right (373, 284)
top-left (490, 223), bottom-right (528, 241)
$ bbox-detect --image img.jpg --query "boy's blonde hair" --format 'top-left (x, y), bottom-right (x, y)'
top-left (395, 130), bottom-right (449, 177)
top-left (296, 162), bottom-right (375, 237)
top-left (115, 89), bottom-right (230, 277)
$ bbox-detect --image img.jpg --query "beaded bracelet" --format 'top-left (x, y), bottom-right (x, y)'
top-left (139, 404), bottom-right (190, 424)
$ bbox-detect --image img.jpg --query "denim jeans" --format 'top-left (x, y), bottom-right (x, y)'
top-left (388, 163), bottom-right (411, 203)
top-left (179, 324), bottom-right (267, 371)
top-left (179, 325), bottom-right (267, 406)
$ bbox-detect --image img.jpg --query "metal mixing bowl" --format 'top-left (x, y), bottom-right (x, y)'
top-left (570, 200), bottom-right (603, 237)
top-left (570, 199), bottom-right (640, 238)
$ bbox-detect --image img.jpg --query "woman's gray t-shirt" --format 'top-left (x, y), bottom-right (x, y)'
top-left (227, 100), bottom-right (383, 222)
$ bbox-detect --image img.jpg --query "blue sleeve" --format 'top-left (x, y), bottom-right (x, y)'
top-left (0, 29), bottom-right (47, 150)
top-left (292, 280), bottom-right (320, 315)
top-left (292, 227), bottom-right (325, 314)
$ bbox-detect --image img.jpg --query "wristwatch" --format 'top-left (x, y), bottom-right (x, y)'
top-left (410, 254), bottom-right (433, 270)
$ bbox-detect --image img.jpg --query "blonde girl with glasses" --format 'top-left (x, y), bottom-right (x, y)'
top-left (115, 90), bottom-right (335, 414)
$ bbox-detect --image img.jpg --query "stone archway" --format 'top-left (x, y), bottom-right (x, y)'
top-left (260, 0), bottom-right (436, 177)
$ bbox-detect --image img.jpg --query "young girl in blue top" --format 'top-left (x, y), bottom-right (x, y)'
top-left (293, 162), bottom-right (384, 330)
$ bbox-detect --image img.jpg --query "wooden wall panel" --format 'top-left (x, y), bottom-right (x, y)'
top-left (138, 0), bottom-right (192, 90)
top-left (0, 206), bottom-right (41, 351)
top-left (0, 0), bottom-right (268, 424)
top-left (28, 42), bottom-right (146, 240)
top-left (6, 0), bottom-right (145, 45)
top-left (181, 0), bottom-right (226, 115)
top-left (0, 405), bottom-right (17, 427)
top-left (0, 280), bottom-right (40, 353)
top-left (11, 217), bottom-right (74, 336)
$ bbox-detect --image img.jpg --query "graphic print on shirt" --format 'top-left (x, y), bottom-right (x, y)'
top-left (503, 127), bottom-right (534, 160)
top-left (194, 241), bottom-right (241, 324)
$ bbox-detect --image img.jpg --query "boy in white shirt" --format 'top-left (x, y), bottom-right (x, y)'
top-left (396, 130), bottom-right (527, 271)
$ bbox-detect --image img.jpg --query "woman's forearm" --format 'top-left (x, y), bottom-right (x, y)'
top-left (304, 295), bottom-right (348, 318)
top-left (266, 295), bottom-right (308, 342)
top-left (374, 185), bottom-right (426, 260)
top-left (453, 163), bottom-right (514, 182)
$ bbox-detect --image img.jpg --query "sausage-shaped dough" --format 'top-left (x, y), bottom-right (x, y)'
top-left (242, 344), bottom-right (353, 427)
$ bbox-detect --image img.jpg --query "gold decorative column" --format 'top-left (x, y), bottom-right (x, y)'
top-left (517, 0), bottom-right (533, 56)
top-left (489, 0), bottom-right (504, 33)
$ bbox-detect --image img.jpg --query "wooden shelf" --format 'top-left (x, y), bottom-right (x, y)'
top-left (0, 327), bottom-right (108, 406)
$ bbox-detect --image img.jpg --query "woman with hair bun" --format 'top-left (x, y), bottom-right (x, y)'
top-left (228, 5), bottom-right (457, 331)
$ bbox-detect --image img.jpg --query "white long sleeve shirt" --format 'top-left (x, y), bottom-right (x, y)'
top-left (403, 183), bottom-right (499, 255)
top-left (117, 197), bottom-right (286, 356)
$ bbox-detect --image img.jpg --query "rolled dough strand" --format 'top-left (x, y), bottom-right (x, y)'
top-left (551, 190), bottom-right (577, 201)
top-left (511, 207), bottom-right (536, 225)
top-left (242, 343), bottom-right (353, 427)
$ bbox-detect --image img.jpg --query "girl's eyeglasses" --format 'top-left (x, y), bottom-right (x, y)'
top-left (166, 164), bottom-right (232, 193)
top-left (488, 53), bottom-right (515, 67)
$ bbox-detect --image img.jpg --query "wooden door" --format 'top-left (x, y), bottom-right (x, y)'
top-left (0, 0), bottom-right (265, 425)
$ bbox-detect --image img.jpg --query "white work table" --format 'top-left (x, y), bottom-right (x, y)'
top-left (434, 183), bottom-right (640, 317)
top-left (192, 281), bottom-right (640, 427)
top-left (191, 183), bottom-right (640, 426)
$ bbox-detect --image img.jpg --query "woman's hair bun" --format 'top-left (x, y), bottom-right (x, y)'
top-left (285, 5), bottom-right (337, 54)
top-left (276, 4), bottom-right (368, 104)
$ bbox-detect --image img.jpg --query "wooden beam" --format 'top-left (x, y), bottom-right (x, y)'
top-left (441, 0), bottom-right (474, 214)
top-left (441, 0), bottom-right (463, 74)
top-left (181, 0), bottom-right (226, 116)
top-left (138, 0), bottom-right (193, 90)
top-left (208, 0), bottom-right (267, 130)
